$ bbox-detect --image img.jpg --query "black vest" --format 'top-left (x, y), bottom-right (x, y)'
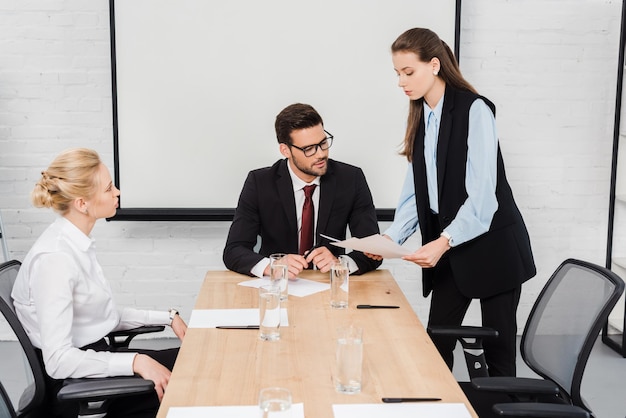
top-left (412, 86), bottom-right (535, 298)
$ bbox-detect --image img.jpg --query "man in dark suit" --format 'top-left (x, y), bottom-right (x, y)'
top-left (223, 103), bottom-right (382, 279)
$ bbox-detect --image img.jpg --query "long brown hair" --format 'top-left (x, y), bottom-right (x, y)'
top-left (392, 28), bottom-right (477, 161)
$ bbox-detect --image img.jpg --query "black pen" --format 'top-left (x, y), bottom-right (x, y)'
top-left (357, 305), bottom-right (400, 309)
top-left (215, 325), bottom-right (259, 329)
top-left (303, 243), bottom-right (323, 258)
top-left (382, 397), bottom-right (441, 403)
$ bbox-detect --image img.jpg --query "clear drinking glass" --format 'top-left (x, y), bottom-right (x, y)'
top-left (258, 387), bottom-right (292, 418)
top-left (330, 257), bottom-right (349, 309)
top-left (334, 325), bottom-right (363, 394)
top-left (259, 285), bottom-right (281, 341)
top-left (269, 253), bottom-right (289, 301)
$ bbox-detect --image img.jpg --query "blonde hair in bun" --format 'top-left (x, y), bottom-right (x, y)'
top-left (32, 148), bottom-right (102, 214)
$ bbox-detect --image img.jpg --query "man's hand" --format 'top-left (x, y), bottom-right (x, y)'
top-left (263, 254), bottom-right (308, 279)
top-left (305, 246), bottom-right (338, 273)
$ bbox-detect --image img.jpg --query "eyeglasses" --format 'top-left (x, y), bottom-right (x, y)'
top-left (289, 130), bottom-right (334, 157)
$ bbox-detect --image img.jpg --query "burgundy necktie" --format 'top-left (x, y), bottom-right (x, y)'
top-left (300, 184), bottom-right (317, 255)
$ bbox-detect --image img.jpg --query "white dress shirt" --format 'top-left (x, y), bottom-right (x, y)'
top-left (12, 217), bottom-right (171, 379)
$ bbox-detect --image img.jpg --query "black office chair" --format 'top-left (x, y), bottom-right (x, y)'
top-left (0, 260), bottom-right (163, 417)
top-left (0, 380), bottom-right (16, 418)
top-left (429, 258), bottom-right (625, 418)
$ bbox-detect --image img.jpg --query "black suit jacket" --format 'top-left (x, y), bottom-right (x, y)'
top-left (223, 158), bottom-right (382, 275)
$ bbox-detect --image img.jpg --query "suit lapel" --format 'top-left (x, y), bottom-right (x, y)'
top-left (317, 160), bottom-right (335, 244)
top-left (437, 86), bottom-right (455, 198)
top-left (276, 160), bottom-right (298, 240)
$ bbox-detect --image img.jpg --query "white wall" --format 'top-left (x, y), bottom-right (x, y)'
top-left (0, 0), bottom-right (621, 339)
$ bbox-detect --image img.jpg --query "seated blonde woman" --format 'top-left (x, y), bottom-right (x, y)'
top-left (12, 148), bottom-right (187, 418)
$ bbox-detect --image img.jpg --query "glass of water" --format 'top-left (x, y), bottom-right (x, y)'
top-left (259, 285), bottom-right (281, 341)
top-left (258, 387), bottom-right (292, 418)
top-left (269, 253), bottom-right (289, 301)
top-left (334, 325), bottom-right (363, 394)
top-left (330, 257), bottom-right (349, 309)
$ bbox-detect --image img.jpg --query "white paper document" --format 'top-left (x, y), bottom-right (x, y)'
top-left (188, 308), bottom-right (289, 328)
top-left (330, 234), bottom-right (413, 259)
top-left (332, 403), bottom-right (472, 418)
top-left (167, 403), bottom-right (304, 417)
top-left (238, 277), bottom-right (330, 297)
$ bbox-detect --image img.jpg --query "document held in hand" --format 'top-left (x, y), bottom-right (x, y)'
top-left (329, 234), bottom-right (413, 259)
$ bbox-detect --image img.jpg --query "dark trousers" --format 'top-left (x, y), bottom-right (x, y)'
top-left (40, 340), bottom-right (179, 418)
top-left (427, 257), bottom-right (521, 377)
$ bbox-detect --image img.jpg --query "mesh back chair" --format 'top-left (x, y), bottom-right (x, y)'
top-left (0, 381), bottom-right (16, 418)
top-left (0, 260), bottom-right (159, 418)
top-left (434, 259), bottom-right (624, 418)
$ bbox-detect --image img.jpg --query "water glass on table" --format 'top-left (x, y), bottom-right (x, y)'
top-left (258, 387), bottom-right (292, 418)
top-left (269, 253), bottom-right (289, 301)
top-left (334, 325), bottom-right (363, 394)
top-left (259, 285), bottom-right (281, 341)
top-left (330, 256), bottom-right (349, 309)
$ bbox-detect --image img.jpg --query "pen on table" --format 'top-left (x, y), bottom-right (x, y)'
top-left (357, 305), bottom-right (400, 309)
top-left (382, 397), bottom-right (442, 403)
top-left (215, 325), bottom-right (259, 329)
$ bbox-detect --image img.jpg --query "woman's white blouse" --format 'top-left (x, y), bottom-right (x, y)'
top-left (12, 217), bottom-right (170, 379)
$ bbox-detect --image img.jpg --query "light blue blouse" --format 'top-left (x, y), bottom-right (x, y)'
top-left (384, 97), bottom-right (499, 247)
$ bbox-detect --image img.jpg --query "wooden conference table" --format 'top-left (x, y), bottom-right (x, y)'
top-left (157, 269), bottom-right (478, 417)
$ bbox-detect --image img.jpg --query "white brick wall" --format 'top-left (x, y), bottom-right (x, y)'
top-left (0, 0), bottom-right (622, 339)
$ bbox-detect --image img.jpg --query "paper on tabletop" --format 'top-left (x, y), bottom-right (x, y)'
top-left (188, 308), bottom-right (289, 328)
top-left (238, 277), bottom-right (330, 297)
top-left (332, 403), bottom-right (472, 418)
top-left (166, 403), bottom-right (304, 417)
top-left (329, 234), bottom-right (413, 259)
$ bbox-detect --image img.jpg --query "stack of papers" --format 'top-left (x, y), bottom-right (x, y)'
top-left (239, 277), bottom-right (329, 297)
top-left (167, 403), bottom-right (304, 417)
top-left (167, 402), bottom-right (470, 417)
top-left (188, 308), bottom-right (289, 328)
top-left (329, 234), bottom-right (413, 259)
top-left (333, 403), bottom-right (471, 417)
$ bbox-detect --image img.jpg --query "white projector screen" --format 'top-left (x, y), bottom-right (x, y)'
top-left (110, 0), bottom-right (459, 220)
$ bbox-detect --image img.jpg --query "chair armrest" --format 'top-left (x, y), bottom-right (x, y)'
top-left (58, 377), bottom-right (155, 416)
top-left (427, 325), bottom-right (499, 339)
top-left (472, 376), bottom-right (560, 396)
top-left (492, 402), bottom-right (590, 418)
top-left (57, 377), bottom-right (155, 402)
top-left (428, 325), bottom-right (500, 379)
top-left (107, 325), bottom-right (166, 349)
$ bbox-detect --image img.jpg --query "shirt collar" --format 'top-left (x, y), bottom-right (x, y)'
top-left (423, 95), bottom-right (445, 123)
top-left (286, 159), bottom-right (321, 192)
top-left (56, 216), bottom-right (95, 252)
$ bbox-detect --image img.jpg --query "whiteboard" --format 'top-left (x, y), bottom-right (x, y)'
top-left (110, 0), bottom-right (458, 219)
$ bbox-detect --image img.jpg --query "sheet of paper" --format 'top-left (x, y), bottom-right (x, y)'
top-left (188, 308), bottom-right (289, 328)
top-left (239, 277), bottom-right (330, 297)
top-left (332, 403), bottom-right (471, 418)
top-left (167, 403), bottom-right (304, 418)
top-left (330, 234), bottom-right (413, 259)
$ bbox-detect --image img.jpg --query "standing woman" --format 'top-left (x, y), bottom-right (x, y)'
top-left (381, 28), bottom-right (535, 377)
top-left (12, 148), bottom-right (187, 417)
